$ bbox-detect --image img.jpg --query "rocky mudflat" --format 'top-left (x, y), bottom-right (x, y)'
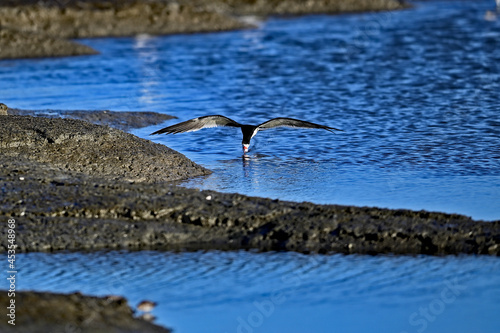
top-left (1, 113), bottom-right (499, 256)
top-left (0, 290), bottom-right (171, 333)
top-left (0, 28), bottom-right (98, 60)
top-left (0, 0), bottom-right (409, 59)
top-left (7, 106), bottom-right (177, 132)
top-left (0, 0), bottom-right (248, 59)
top-left (1, 115), bottom-right (209, 183)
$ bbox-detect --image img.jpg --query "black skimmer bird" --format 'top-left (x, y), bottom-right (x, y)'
top-left (151, 115), bottom-right (342, 152)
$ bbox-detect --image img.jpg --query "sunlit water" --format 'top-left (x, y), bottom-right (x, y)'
top-left (1, 1), bottom-right (499, 220)
top-left (1, 2), bottom-right (500, 332)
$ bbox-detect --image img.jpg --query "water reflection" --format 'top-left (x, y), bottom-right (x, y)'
top-left (133, 34), bottom-right (163, 106)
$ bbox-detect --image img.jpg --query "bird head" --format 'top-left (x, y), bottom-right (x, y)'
top-left (242, 144), bottom-right (250, 153)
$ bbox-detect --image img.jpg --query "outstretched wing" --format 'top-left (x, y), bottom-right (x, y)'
top-left (257, 117), bottom-right (342, 132)
top-left (151, 115), bottom-right (242, 135)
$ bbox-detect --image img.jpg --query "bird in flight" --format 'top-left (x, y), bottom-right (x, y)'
top-left (151, 115), bottom-right (342, 153)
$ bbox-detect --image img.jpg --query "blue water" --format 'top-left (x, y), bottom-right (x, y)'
top-left (1, 1), bottom-right (500, 332)
top-left (1, 1), bottom-right (499, 220)
top-left (3, 251), bottom-right (499, 333)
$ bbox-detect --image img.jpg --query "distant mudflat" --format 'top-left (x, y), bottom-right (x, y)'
top-left (0, 28), bottom-right (98, 60)
top-left (7, 107), bottom-right (177, 132)
top-left (0, 0), bottom-right (409, 59)
top-left (1, 111), bottom-right (499, 256)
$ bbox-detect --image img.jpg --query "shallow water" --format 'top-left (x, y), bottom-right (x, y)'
top-left (1, 2), bottom-right (500, 332)
top-left (5, 250), bottom-right (500, 333)
top-left (1, 1), bottom-right (499, 220)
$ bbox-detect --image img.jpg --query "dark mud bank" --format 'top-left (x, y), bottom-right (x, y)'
top-left (1, 115), bottom-right (209, 182)
top-left (1, 114), bottom-right (499, 256)
top-left (0, 290), bottom-right (171, 333)
top-left (7, 106), bottom-right (177, 132)
top-left (0, 0), bottom-right (409, 59)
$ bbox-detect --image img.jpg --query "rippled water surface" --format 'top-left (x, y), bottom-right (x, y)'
top-left (1, 1), bottom-right (499, 219)
top-left (6, 251), bottom-right (500, 333)
top-left (1, 2), bottom-right (500, 332)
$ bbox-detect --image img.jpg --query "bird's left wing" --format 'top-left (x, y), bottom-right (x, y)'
top-left (257, 117), bottom-right (342, 132)
top-left (151, 115), bottom-right (241, 135)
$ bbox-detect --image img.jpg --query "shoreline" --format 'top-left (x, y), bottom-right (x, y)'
top-left (3, 3), bottom-right (496, 331)
top-left (0, 0), bottom-right (409, 59)
top-left (1, 109), bottom-right (499, 256)
top-left (1, 109), bottom-right (498, 332)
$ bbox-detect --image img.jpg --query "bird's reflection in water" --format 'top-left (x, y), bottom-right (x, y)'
top-left (240, 152), bottom-right (270, 178)
top-left (242, 154), bottom-right (252, 178)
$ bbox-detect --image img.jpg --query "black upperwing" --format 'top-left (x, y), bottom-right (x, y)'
top-left (151, 115), bottom-right (242, 135)
top-left (256, 117), bottom-right (343, 132)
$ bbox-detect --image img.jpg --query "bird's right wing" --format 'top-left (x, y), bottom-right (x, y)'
top-left (151, 115), bottom-right (241, 135)
top-left (257, 117), bottom-right (343, 132)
